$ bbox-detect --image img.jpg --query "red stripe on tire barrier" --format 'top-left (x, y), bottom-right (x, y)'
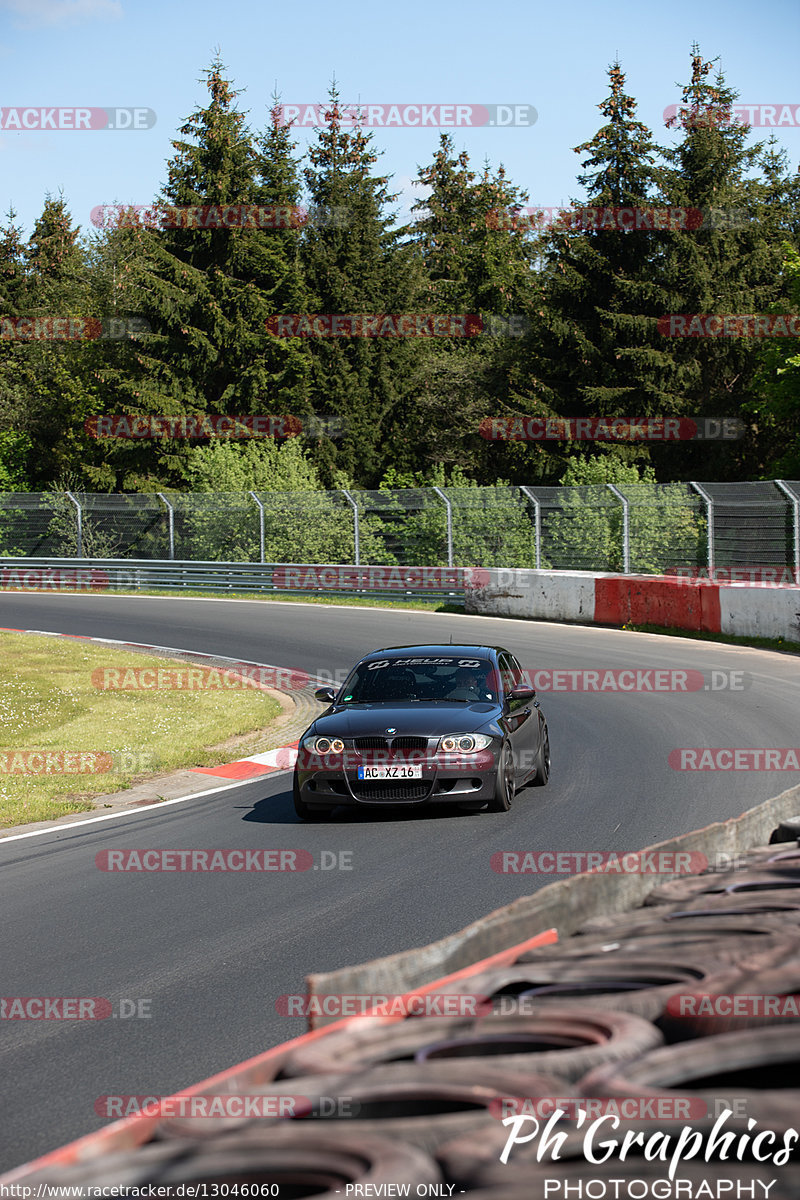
top-left (594, 575), bottom-right (722, 632)
top-left (0, 929), bottom-right (557, 1177)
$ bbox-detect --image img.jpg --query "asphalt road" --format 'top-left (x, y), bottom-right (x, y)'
top-left (1, 594), bottom-right (798, 1171)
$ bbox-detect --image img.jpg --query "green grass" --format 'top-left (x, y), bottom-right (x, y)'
top-left (618, 623), bottom-right (800, 656)
top-left (0, 633), bottom-right (281, 829)
top-left (68, 586), bottom-right (460, 611)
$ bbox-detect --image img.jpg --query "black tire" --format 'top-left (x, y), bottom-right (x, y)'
top-left (579, 1024), bottom-right (800, 1141)
top-left (645, 865), bottom-right (800, 907)
top-left (531, 724), bottom-right (550, 787)
top-left (519, 922), bottom-right (799, 967)
top-left (580, 895), bottom-right (800, 932)
top-left (156, 1062), bottom-right (567, 1153)
top-left (293, 773), bottom-right (331, 821)
top-left (280, 1008), bottom-right (663, 1084)
top-left (659, 944), bottom-right (800, 1040)
top-left (487, 742), bottom-right (514, 812)
top-left (424, 954), bottom-right (727, 1023)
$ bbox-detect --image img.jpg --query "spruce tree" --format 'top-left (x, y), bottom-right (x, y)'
top-left (508, 64), bottom-right (680, 482)
top-left (299, 82), bottom-right (419, 484)
top-left (88, 60), bottom-right (310, 489)
top-left (402, 136), bottom-right (537, 480)
top-left (3, 197), bottom-right (99, 485)
top-left (657, 48), bottom-right (793, 479)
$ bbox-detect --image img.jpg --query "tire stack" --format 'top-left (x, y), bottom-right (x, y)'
top-left (21, 838), bottom-right (800, 1195)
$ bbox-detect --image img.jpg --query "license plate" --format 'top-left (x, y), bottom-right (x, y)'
top-left (357, 765), bottom-right (423, 780)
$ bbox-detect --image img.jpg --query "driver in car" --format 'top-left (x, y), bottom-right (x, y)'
top-left (447, 665), bottom-right (489, 701)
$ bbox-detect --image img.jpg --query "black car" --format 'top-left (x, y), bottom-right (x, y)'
top-left (293, 643), bottom-right (549, 819)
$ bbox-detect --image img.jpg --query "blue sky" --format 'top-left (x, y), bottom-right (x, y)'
top-left (1, 0), bottom-right (798, 239)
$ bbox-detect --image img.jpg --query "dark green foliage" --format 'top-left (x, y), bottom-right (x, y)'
top-left (0, 49), bottom-right (796, 493)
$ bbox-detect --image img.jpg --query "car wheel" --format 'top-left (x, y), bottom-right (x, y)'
top-left (293, 773), bottom-right (331, 821)
top-left (532, 726), bottom-right (550, 787)
top-left (487, 742), bottom-right (514, 812)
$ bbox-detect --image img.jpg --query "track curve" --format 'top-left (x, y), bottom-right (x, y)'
top-left (1, 593), bottom-right (798, 1170)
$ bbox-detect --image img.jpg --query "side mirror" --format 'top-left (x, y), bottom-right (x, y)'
top-left (508, 685), bottom-right (537, 703)
top-left (314, 687), bottom-right (337, 703)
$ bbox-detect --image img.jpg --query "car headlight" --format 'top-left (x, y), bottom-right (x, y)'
top-left (302, 735), bottom-right (345, 754)
top-left (439, 734), bottom-right (493, 753)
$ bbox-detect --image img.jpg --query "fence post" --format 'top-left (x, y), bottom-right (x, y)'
top-left (248, 492), bottom-right (265, 564)
top-left (606, 484), bottom-right (630, 574)
top-left (519, 486), bottom-right (542, 569)
top-left (157, 493), bottom-right (175, 560)
top-left (775, 480), bottom-right (800, 584)
top-left (691, 482), bottom-right (714, 576)
top-left (341, 490), bottom-right (360, 566)
top-left (432, 486), bottom-right (454, 568)
top-left (65, 491), bottom-right (83, 558)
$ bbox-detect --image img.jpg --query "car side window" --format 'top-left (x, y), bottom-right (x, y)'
top-left (498, 653), bottom-right (516, 701)
top-left (510, 653), bottom-right (530, 691)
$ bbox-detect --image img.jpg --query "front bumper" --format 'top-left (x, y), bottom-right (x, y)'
top-left (294, 746), bottom-right (499, 806)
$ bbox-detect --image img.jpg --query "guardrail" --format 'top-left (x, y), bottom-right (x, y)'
top-left (0, 558), bottom-right (470, 603)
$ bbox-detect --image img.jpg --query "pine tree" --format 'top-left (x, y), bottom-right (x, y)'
top-left (1, 197), bottom-right (99, 485)
top-left (536, 68), bottom-right (679, 413)
top-left (87, 60), bottom-right (310, 490)
top-left (657, 47), bottom-right (794, 479)
top-left (0, 208), bottom-right (29, 440)
top-left (299, 82), bottom-right (419, 484)
top-left (400, 137), bottom-right (537, 480)
top-left (506, 64), bottom-right (683, 483)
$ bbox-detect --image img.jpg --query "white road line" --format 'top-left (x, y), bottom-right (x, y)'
top-left (0, 773), bottom-right (291, 845)
top-left (0, 627), bottom-right (313, 847)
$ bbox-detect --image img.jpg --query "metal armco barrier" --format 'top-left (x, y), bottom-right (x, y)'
top-left (0, 558), bottom-right (470, 602)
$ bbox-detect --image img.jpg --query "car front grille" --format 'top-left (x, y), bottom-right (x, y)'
top-left (353, 736), bottom-right (429, 751)
top-left (351, 782), bottom-right (432, 802)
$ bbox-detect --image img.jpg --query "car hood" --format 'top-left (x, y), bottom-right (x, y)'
top-left (311, 701), bottom-right (501, 739)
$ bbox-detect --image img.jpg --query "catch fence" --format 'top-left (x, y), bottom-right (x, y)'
top-left (0, 482), bottom-right (797, 577)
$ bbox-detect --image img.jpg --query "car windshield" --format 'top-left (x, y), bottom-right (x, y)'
top-left (338, 657), bottom-right (497, 704)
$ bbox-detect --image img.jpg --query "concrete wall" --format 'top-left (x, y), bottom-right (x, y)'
top-left (466, 568), bottom-right (800, 644)
top-left (719, 584), bottom-right (800, 642)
